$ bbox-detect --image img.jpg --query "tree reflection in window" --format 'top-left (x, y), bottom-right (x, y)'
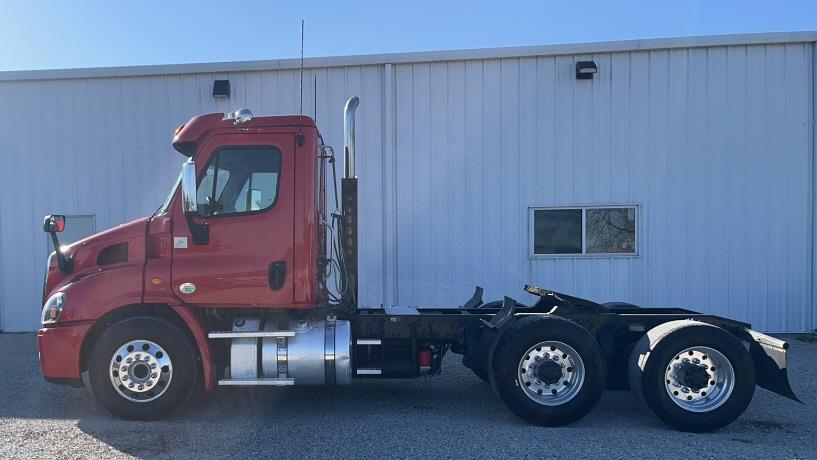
top-left (585, 208), bottom-right (636, 254)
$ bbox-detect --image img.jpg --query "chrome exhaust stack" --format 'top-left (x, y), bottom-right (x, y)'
top-left (341, 96), bottom-right (359, 308)
top-left (343, 96), bottom-right (359, 178)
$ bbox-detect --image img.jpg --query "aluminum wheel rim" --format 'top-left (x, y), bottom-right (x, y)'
top-left (109, 340), bottom-right (173, 403)
top-left (664, 346), bottom-right (734, 413)
top-left (517, 341), bottom-right (585, 406)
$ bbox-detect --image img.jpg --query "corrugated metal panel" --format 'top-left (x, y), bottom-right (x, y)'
top-left (0, 41), bottom-right (813, 332)
top-left (384, 43), bottom-right (813, 332)
top-left (813, 41), bottom-right (817, 333)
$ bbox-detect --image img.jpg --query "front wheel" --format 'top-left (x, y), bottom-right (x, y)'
top-left (88, 317), bottom-right (198, 420)
top-left (490, 316), bottom-right (606, 426)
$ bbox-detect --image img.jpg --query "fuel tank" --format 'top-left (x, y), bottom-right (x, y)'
top-left (226, 317), bottom-right (351, 385)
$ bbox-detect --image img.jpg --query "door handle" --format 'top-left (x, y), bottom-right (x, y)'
top-left (268, 261), bottom-right (287, 291)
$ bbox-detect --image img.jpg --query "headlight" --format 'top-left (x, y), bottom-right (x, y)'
top-left (41, 292), bottom-right (65, 325)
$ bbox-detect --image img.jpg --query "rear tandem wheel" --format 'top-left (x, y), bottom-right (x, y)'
top-left (627, 320), bottom-right (755, 432)
top-left (490, 316), bottom-right (607, 426)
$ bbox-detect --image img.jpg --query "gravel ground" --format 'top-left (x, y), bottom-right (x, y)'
top-left (1, 332), bottom-right (815, 459)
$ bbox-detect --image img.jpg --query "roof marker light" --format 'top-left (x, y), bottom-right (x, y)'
top-left (231, 108), bottom-right (253, 126)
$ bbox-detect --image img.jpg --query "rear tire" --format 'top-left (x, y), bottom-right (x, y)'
top-left (627, 320), bottom-right (755, 432)
top-left (490, 316), bottom-right (606, 426)
top-left (88, 317), bottom-right (198, 420)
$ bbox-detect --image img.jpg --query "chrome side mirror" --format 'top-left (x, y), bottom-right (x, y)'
top-left (181, 161), bottom-right (198, 215)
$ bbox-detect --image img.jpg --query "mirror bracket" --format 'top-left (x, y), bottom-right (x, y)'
top-left (42, 215), bottom-right (73, 274)
top-left (185, 214), bottom-right (210, 245)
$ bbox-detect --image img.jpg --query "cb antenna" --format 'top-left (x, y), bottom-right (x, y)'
top-left (299, 19), bottom-right (304, 118)
top-left (314, 74), bottom-right (317, 126)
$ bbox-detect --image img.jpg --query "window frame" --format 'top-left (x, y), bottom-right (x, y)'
top-left (528, 204), bottom-right (640, 259)
top-left (195, 145), bottom-right (283, 219)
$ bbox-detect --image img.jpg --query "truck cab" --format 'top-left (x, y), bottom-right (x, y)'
top-left (39, 110), bottom-right (325, 391)
top-left (165, 111), bottom-right (322, 309)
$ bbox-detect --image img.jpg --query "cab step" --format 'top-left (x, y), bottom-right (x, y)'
top-left (356, 368), bottom-right (382, 375)
top-left (218, 378), bottom-right (295, 386)
top-left (208, 331), bottom-right (295, 339)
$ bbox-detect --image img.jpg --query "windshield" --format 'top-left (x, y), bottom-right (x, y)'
top-left (155, 169), bottom-right (182, 216)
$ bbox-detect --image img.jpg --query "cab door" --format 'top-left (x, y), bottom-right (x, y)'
top-left (170, 132), bottom-right (294, 306)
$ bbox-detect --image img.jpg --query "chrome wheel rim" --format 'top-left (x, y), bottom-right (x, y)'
top-left (109, 340), bottom-right (173, 403)
top-left (664, 346), bottom-right (734, 413)
top-left (517, 341), bottom-right (585, 406)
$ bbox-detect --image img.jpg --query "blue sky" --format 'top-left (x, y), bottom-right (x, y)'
top-left (1, 0), bottom-right (815, 71)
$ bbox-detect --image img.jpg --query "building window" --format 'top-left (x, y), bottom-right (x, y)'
top-left (530, 206), bottom-right (638, 257)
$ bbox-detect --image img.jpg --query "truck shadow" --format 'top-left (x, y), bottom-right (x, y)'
top-left (70, 380), bottom-right (660, 458)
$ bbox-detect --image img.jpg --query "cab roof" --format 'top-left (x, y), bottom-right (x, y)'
top-left (172, 113), bottom-right (316, 156)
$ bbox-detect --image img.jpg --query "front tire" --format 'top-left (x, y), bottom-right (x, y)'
top-left (628, 320), bottom-right (755, 432)
top-left (490, 316), bottom-right (606, 426)
top-left (88, 317), bottom-right (198, 420)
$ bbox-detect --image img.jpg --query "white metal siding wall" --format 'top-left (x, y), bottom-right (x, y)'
top-left (0, 40), bottom-right (813, 332)
top-left (385, 44), bottom-right (814, 333)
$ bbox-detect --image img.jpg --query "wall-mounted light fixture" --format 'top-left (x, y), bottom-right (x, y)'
top-left (575, 61), bottom-right (597, 80)
top-left (212, 79), bottom-right (231, 98)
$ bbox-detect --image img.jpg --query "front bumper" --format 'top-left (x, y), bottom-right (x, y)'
top-left (37, 322), bottom-right (93, 386)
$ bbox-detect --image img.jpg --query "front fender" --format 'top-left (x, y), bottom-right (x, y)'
top-left (53, 271), bottom-right (218, 392)
top-left (172, 304), bottom-right (216, 392)
top-left (55, 263), bottom-right (144, 323)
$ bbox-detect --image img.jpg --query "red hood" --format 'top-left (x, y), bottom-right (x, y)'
top-left (44, 217), bottom-right (149, 299)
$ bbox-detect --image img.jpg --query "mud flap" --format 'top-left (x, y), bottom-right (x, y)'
top-left (741, 328), bottom-right (801, 403)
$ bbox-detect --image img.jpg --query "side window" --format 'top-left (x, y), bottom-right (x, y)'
top-left (235, 172), bottom-right (279, 212)
top-left (197, 147), bottom-right (282, 217)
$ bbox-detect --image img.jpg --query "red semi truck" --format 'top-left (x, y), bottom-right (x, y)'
top-left (38, 98), bottom-right (798, 431)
